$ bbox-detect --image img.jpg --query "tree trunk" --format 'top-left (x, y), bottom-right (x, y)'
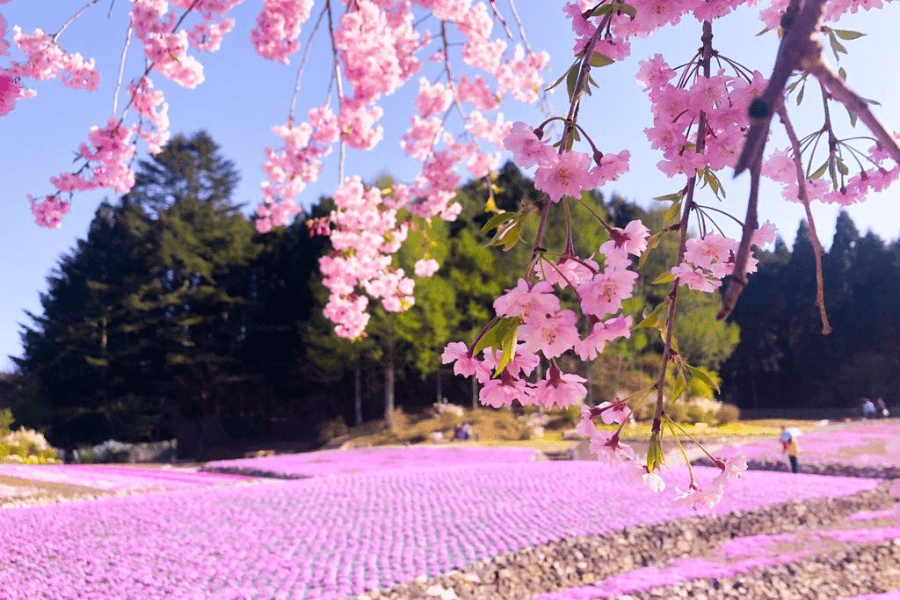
top-left (436, 362), bottom-right (442, 404)
top-left (354, 350), bottom-right (363, 426)
top-left (471, 377), bottom-right (478, 410)
top-left (385, 335), bottom-right (395, 431)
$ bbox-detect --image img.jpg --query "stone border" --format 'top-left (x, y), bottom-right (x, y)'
top-left (693, 457), bottom-right (900, 480)
top-left (353, 484), bottom-right (895, 600)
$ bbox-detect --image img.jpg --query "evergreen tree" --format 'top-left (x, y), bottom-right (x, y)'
top-left (121, 132), bottom-right (258, 426)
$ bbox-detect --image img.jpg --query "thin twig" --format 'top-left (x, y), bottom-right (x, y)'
top-left (111, 24), bottom-right (133, 116)
top-left (288, 4), bottom-right (328, 122)
top-left (505, 0), bottom-right (532, 51)
top-left (325, 0), bottom-right (346, 182)
top-left (810, 61), bottom-right (900, 166)
top-left (53, 0), bottom-right (104, 42)
top-left (778, 105), bottom-right (833, 334)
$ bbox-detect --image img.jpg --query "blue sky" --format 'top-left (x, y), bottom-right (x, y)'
top-left (1, 1), bottom-right (899, 370)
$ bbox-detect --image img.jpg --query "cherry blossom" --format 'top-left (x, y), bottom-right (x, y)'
top-left (534, 151), bottom-right (600, 203)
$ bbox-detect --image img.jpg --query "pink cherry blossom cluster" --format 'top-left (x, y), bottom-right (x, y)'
top-left (256, 109), bottom-right (335, 232)
top-left (638, 54), bottom-right (767, 177)
top-left (763, 145), bottom-right (900, 206)
top-left (2, 24), bottom-right (100, 99)
top-left (255, 0), bottom-right (550, 339)
top-left (671, 223), bottom-right (775, 292)
top-left (504, 121), bottom-right (631, 203)
top-left (443, 218), bottom-right (649, 411)
top-left (128, 76), bottom-right (170, 154)
top-left (130, 0), bottom-right (206, 89)
top-left (29, 118), bottom-right (137, 226)
top-left (250, 0), bottom-right (314, 63)
top-left (318, 176), bottom-right (415, 339)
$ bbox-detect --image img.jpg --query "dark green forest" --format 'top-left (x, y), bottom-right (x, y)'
top-left (6, 132), bottom-right (900, 451)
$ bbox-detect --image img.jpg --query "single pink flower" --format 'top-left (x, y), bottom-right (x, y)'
top-left (502, 121), bottom-right (555, 168)
top-left (597, 398), bottom-right (631, 425)
top-left (493, 279), bottom-right (559, 320)
top-left (534, 151), bottom-right (599, 203)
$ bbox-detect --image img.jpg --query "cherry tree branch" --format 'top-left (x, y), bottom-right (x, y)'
top-left (111, 24), bottom-right (133, 116)
top-left (325, 0), bottom-right (346, 182)
top-left (810, 60), bottom-right (900, 166)
top-left (653, 20), bottom-right (714, 435)
top-left (52, 0), bottom-right (104, 42)
top-left (288, 4), bottom-right (329, 122)
top-left (726, 0), bottom-right (900, 318)
top-left (778, 104), bottom-right (833, 334)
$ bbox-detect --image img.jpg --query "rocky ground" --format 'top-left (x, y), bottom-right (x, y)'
top-left (351, 485), bottom-right (899, 600)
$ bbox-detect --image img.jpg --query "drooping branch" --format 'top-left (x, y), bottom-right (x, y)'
top-left (778, 105), bottom-right (833, 334)
top-left (810, 61), bottom-right (900, 166)
top-left (727, 0), bottom-right (900, 318)
top-left (653, 20), bottom-right (715, 433)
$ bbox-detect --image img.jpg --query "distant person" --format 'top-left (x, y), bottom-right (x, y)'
top-left (876, 397), bottom-right (889, 418)
top-left (780, 426), bottom-right (800, 473)
top-left (461, 422), bottom-right (473, 441)
top-left (862, 398), bottom-right (876, 420)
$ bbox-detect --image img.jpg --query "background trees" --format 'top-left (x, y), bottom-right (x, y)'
top-left (11, 132), bottom-right (900, 451)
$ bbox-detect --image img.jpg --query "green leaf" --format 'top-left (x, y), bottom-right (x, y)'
top-left (847, 104), bottom-right (858, 127)
top-left (703, 169), bottom-right (726, 199)
top-left (494, 328), bottom-right (518, 377)
top-left (472, 317), bottom-right (520, 357)
top-left (589, 52), bottom-right (615, 68)
top-left (838, 67), bottom-right (847, 82)
top-left (796, 83), bottom-right (805, 105)
top-left (480, 211), bottom-right (516, 235)
top-left (647, 431), bottom-right (665, 472)
top-left (686, 364), bottom-right (720, 394)
top-left (809, 160), bottom-right (829, 180)
top-left (500, 220), bottom-right (526, 251)
top-left (636, 299), bottom-right (669, 330)
top-left (653, 192), bottom-right (683, 202)
top-left (638, 233), bottom-right (661, 268)
top-left (829, 32), bottom-right (847, 58)
top-left (545, 59), bottom-right (578, 92)
top-left (566, 63), bottom-right (580, 100)
top-left (651, 271), bottom-right (675, 285)
top-left (664, 197), bottom-right (682, 226)
top-left (670, 372), bottom-right (687, 402)
top-left (836, 157), bottom-right (849, 176)
top-left (615, 3), bottom-right (638, 18)
top-left (834, 29), bottom-right (866, 40)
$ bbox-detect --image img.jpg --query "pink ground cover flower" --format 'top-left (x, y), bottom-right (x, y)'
top-left (205, 446), bottom-right (541, 478)
top-left (0, 463), bottom-right (879, 599)
top-left (0, 464), bottom-right (252, 491)
top-left (713, 421), bottom-right (900, 469)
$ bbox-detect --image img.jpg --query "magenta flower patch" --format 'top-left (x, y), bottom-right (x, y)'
top-left (0, 462), bottom-right (878, 600)
top-left (0, 463), bottom-right (253, 492)
top-left (712, 421), bottom-right (900, 469)
top-left (204, 445), bottom-right (541, 478)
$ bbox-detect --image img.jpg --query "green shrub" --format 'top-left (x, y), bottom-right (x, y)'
top-left (0, 408), bottom-right (13, 435)
top-left (716, 403), bottom-right (741, 425)
top-left (0, 426), bottom-right (59, 464)
top-left (562, 403), bottom-right (582, 425)
top-left (317, 416), bottom-right (349, 442)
